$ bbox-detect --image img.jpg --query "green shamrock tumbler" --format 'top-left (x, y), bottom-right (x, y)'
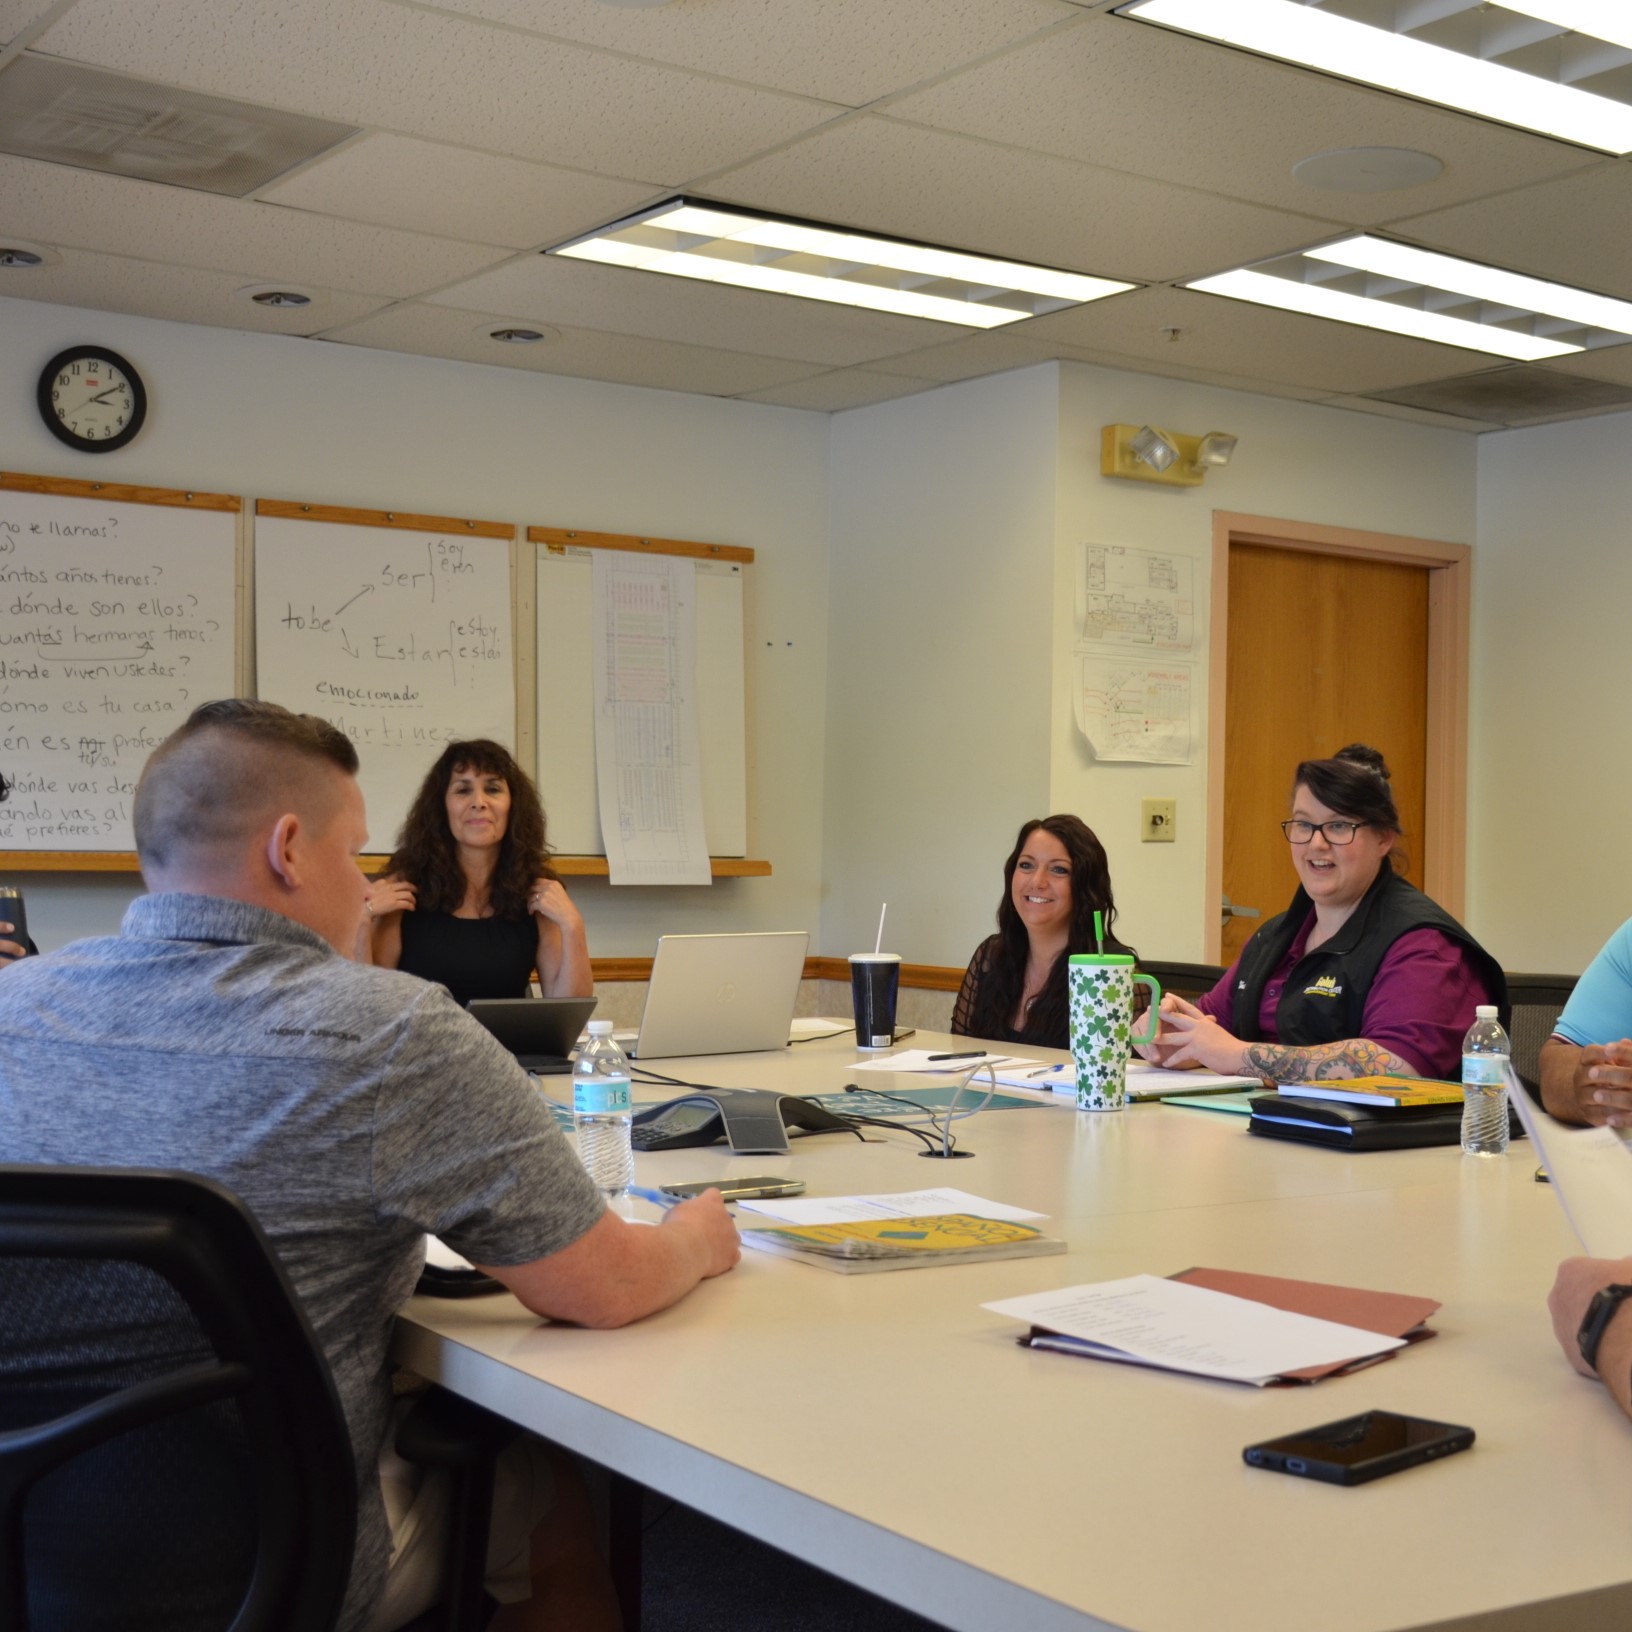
top-left (1068, 955), bottom-right (1162, 1112)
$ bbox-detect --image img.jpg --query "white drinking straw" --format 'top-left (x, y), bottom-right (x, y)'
top-left (874, 903), bottom-right (887, 955)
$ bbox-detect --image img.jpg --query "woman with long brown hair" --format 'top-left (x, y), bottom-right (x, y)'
top-left (951, 814), bottom-right (1134, 1050)
top-left (368, 740), bottom-right (591, 1005)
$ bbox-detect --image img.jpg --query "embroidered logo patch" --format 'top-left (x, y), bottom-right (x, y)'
top-left (1302, 974), bottom-right (1343, 999)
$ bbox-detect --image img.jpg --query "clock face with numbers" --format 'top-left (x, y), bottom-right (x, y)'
top-left (37, 345), bottom-right (148, 453)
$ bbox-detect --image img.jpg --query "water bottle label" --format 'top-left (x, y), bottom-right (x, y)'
top-left (574, 1074), bottom-right (632, 1115)
top-left (1462, 1055), bottom-right (1506, 1087)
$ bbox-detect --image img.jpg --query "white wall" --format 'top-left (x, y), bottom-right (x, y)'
top-left (1472, 411), bottom-right (1632, 974)
top-left (1054, 362), bottom-right (1479, 964)
top-left (0, 295), bottom-right (831, 955)
top-left (823, 366), bottom-right (1058, 966)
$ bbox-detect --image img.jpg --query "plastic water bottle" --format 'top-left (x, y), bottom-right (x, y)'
top-left (573, 1020), bottom-right (634, 1197)
top-left (1461, 1005), bottom-right (1511, 1157)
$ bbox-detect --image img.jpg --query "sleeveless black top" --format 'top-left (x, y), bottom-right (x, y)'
top-left (397, 911), bottom-right (538, 1007)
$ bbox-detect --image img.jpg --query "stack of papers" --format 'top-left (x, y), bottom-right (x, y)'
top-left (737, 1186), bottom-right (1044, 1225)
top-left (850, 1049), bottom-right (1046, 1075)
top-left (984, 1271), bottom-right (1435, 1387)
top-left (743, 1214), bottom-right (1065, 1274)
top-left (978, 1060), bottom-right (1263, 1100)
top-left (1507, 1069), bottom-right (1632, 1254)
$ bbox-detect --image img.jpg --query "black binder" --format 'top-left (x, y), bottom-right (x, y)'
top-left (1247, 1093), bottom-right (1465, 1152)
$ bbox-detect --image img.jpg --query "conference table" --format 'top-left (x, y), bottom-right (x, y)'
top-left (394, 1029), bottom-right (1630, 1632)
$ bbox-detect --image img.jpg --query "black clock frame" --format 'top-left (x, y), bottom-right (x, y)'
top-left (37, 345), bottom-right (148, 453)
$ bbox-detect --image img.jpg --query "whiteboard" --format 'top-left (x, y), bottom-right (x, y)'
top-left (254, 509), bottom-right (515, 854)
top-left (536, 546), bottom-right (746, 857)
top-left (0, 481), bottom-right (236, 851)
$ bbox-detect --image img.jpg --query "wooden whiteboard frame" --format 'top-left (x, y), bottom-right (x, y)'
top-left (527, 525), bottom-right (766, 877)
top-left (0, 472), bottom-right (242, 872)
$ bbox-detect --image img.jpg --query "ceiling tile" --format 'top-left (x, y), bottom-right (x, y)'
top-left (0, 254), bottom-right (389, 334)
top-left (1052, 345), bottom-right (1333, 403)
top-left (1395, 167), bottom-right (1632, 304)
top-left (425, 252), bottom-right (958, 367)
top-left (868, 330), bottom-right (1064, 383)
top-left (2, 0), bottom-right (62, 46)
top-left (709, 116), bottom-right (1340, 285)
top-left (322, 300), bottom-right (826, 396)
top-left (1318, 395), bottom-right (1506, 434)
top-left (0, 153), bottom-right (513, 294)
top-left (34, 0), bottom-right (841, 183)
top-left (1019, 287), bottom-right (1496, 394)
top-left (734, 368), bottom-right (936, 411)
top-left (1547, 345), bottom-right (1632, 387)
top-left (260, 133), bottom-right (660, 250)
top-left (422, 0), bottom-right (1078, 106)
top-left (891, 12), bottom-right (1597, 227)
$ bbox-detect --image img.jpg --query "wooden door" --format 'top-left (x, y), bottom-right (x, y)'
top-left (1221, 543), bottom-right (1429, 965)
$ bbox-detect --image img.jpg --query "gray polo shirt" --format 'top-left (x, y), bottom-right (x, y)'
top-left (0, 892), bottom-right (604, 1631)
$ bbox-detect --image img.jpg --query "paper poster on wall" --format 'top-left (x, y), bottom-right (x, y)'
top-left (1077, 544), bottom-right (1194, 653)
top-left (1074, 657), bottom-right (1194, 765)
top-left (0, 481), bottom-right (236, 851)
top-left (591, 550), bottom-right (711, 886)
top-left (255, 508), bottom-right (514, 849)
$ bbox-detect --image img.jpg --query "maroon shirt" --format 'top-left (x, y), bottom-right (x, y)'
top-left (1196, 909), bottom-right (1496, 1080)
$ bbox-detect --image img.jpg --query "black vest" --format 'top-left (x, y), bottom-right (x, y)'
top-left (1229, 869), bottom-right (1509, 1048)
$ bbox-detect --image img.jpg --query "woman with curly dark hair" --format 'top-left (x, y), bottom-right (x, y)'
top-left (951, 814), bottom-right (1134, 1050)
top-left (368, 740), bottom-right (591, 1005)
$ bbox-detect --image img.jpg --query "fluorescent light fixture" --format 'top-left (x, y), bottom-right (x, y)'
top-left (1187, 268), bottom-right (1581, 361)
top-left (1120, 0), bottom-right (1632, 153)
top-left (1302, 237), bottom-right (1632, 337)
top-left (1520, 3), bottom-right (1632, 52)
top-left (549, 197), bottom-right (1135, 328)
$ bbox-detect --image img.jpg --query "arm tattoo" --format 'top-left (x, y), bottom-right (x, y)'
top-left (1240, 1038), bottom-right (1417, 1083)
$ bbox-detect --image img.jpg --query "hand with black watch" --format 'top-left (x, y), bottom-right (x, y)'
top-left (1550, 1257), bottom-right (1632, 1417)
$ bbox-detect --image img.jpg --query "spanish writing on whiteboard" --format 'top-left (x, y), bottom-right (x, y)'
top-left (1077, 544), bottom-right (1194, 653)
top-left (591, 550), bottom-right (711, 886)
top-left (254, 514), bottom-right (513, 848)
top-left (0, 487), bottom-right (234, 849)
top-left (1074, 656), bottom-right (1193, 765)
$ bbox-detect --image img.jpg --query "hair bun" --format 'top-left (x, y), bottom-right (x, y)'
top-left (1334, 743), bottom-right (1390, 783)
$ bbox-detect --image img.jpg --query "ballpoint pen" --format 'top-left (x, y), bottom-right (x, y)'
top-left (1027, 1065), bottom-right (1067, 1078)
top-left (927, 1051), bottom-right (985, 1062)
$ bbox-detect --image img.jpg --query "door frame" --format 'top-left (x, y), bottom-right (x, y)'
top-left (1204, 511), bottom-right (1471, 963)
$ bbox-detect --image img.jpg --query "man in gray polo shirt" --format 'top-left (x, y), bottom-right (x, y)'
top-left (0, 699), bottom-right (740, 1632)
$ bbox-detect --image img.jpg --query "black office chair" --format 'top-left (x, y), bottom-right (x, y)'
top-left (1136, 960), bottom-right (1227, 1001)
top-left (1504, 972), bottom-right (1579, 1100)
top-left (0, 1166), bottom-right (517, 1632)
top-left (0, 1165), bottom-right (356, 1632)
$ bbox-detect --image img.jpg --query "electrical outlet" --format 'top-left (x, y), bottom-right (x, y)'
top-left (1141, 798), bottom-right (1176, 843)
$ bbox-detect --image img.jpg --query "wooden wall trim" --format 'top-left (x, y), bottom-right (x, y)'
top-left (530, 525), bottom-right (754, 564)
top-left (592, 955), bottom-right (965, 990)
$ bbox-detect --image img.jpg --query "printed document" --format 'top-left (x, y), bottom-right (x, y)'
top-left (983, 1275), bottom-right (1405, 1386)
top-left (1507, 1067), bottom-right (1632, 1255)
top-left (591, 551), bottom-right (711, 885)
top-left (738, 1187), bottom-right (1046, 1225)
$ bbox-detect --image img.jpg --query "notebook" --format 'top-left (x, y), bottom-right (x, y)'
top-left (467, 995), bottom-right (598, 1073)
top-left (630, 931), bottom-right (809, 1059)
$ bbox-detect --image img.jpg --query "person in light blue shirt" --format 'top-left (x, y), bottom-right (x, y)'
top-left (1542, 919), bottom-right (1632, 1125)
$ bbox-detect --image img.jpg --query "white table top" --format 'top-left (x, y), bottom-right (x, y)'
top-left (394, 1030), bottom-right (1624, 1632)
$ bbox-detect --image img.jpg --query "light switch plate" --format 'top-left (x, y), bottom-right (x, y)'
top-left (1142, 798), bottom-right (1176, 843)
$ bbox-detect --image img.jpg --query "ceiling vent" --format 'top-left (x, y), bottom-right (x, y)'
top-left (1360, 366), bottom-right (1632, 427)
top-left (0, 54), bottom-right (357, 197)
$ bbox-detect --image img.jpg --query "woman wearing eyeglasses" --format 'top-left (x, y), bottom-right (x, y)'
top-left (1142, 745), bottom-right (1506, 1083)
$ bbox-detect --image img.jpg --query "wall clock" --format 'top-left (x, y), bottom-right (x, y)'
top-left (37, 345), bottom-right (148, 453)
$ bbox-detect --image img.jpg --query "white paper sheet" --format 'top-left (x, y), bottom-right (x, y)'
top-left (737, 1187), bottom-right (1046, 1225)
top-left (977, 1061), bottom-right (1261, 1099)
top-left (983, 1275), bottom-right (1404, 1386)
top-left (1072, 656), bottom-right (1194, 765)
top-left (1077, 544), bottom-right (1195, 653)
top-left (590, 550), bottom-right (711, 885)
top-left (1506, 1066), bottom-right (1632, 1256)
top-left (850, 1049), bottom-right (1043, 1075)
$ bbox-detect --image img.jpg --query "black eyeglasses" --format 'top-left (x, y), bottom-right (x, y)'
top-left (1281, 819), bottom-right (1367, 845)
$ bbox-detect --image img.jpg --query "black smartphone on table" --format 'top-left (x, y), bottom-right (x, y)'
top-left (1243, 1410), bottom-right (1474, 1486)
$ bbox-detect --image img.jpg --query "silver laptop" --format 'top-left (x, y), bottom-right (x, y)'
top-left (630, 931), bottom-right (809, 1059)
